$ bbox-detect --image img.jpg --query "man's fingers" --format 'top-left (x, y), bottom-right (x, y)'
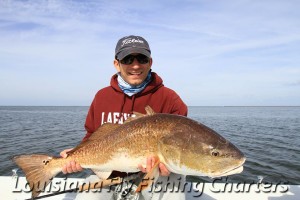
top-left (146, 157), bottom-right (152, 172)
top-left (60, 148), bottom-right (83, 174)
top-left (138, 164), bottom-right (146, 173)
top-left (76, 163), bottom-right (83, 171)
top-left (66, 163), bottom-right (73, 173)
top-left (61, 161), bottom-right (83, 174)
top-left (159, 163), bottom-right (170, 176)
top-left (139, 156), bottom-right (164, 174)
top-left (62, 165), bottom-right (67, 174)
top-left (70, 161), bottom-right (77, 172)
top-left (60, 148), bottom-right (73, 158)
top-left (151, 156), bottom-right (155, 168)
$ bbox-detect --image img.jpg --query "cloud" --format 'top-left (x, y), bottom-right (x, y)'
top-left (0, 0), bottom-right (300, 106)
top-left (286, 80), bottom-right (300, 86)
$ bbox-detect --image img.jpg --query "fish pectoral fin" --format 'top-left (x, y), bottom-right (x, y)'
top-left (135, 159), bottom-right (160, 193)
top-left (92, 169), bottom-right (112, 180)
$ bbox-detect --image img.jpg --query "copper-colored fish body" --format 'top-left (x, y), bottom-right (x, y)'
top-left (13, 107), bottom-right (246, 198)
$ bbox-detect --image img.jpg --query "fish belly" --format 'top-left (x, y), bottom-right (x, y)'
top-left (82, 152), bottom-right (146, 173)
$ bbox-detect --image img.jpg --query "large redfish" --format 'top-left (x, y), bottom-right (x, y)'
top-left (13, 106), bottom-right (246, 198)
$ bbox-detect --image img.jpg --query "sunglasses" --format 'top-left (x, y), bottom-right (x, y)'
top-left (120, 54), bottom-right (150, 65)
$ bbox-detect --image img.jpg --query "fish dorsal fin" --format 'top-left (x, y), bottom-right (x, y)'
top-left (123, 113), bottom-right (144, 124)
top-left (124, 105), bottom-right (156, 124)
top-left (67, 123), bottom-right (120, 155)
top-left (145, 105), bottom-right (156, 115)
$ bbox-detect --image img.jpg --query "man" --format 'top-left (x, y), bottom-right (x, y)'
top-left (60, 35), bottom-right (188, 199)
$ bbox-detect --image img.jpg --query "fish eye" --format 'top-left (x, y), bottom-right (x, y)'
top-left (211, 150), bottom-right (220, 157)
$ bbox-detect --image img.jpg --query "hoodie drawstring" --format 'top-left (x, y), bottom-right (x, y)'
top-left (116, 94), bottom-right (126, 124)
top-left (116, 94), bottom-right (137, 124)
top-left (130, 95), bottom-right (136, 114)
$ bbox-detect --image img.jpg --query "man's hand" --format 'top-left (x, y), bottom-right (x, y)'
top-left (60, 148), bottom-right (83, 174)
top-left (158, 162), bottom-right (170, 176)
top-left (138, 156), bottom-right (170, 176)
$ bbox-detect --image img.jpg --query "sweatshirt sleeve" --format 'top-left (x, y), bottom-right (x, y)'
top-left (83, 99), bottom-right (96, 141)
top-left (170, 95), bottom-right (188, 116)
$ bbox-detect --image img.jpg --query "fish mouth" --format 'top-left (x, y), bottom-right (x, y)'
top-left (211, 158), bottom-right (246, 178)
top-left (218, 165), bottom-right (244, 177)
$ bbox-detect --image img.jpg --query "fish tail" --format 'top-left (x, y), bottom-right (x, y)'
top-left (13, 154), bottom-right (61, 198)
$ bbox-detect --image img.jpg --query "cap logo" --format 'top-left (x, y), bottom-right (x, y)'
top-left (121, 38), bottom-right (144, 47)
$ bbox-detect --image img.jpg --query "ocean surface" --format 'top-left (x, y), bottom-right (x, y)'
top-left (0, 106), bottom-right (299, 185)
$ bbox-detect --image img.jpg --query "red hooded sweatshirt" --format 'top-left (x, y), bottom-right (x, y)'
top-left (83, 72), bottom-right (187, 141)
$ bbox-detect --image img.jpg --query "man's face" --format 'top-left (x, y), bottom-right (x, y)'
top-left (114, 54), bottom-right (152, 86)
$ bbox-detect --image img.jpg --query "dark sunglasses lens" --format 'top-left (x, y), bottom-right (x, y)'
top-left (120, 54), bottom-right (149, 65)
top-left (136, 54), bottom-right (149, 64)
top-left (120, 55), bottom-right (134, 65)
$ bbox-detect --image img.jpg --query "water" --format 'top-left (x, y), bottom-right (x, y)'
top-left (0, 106), bottom-right (299, 184)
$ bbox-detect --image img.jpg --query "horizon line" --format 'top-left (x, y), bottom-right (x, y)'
top-left (0, 105), bottom-right (299, 107)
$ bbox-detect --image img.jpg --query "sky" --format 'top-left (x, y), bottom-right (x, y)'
top-left (0, 0), bottom-right (299, 106)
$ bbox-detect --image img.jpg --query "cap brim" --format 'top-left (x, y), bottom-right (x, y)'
top-left (117, 48), bottom-right (151, 60)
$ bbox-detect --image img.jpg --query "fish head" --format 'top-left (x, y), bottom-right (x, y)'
top-left (158, 120), bottom-right (246, 177)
